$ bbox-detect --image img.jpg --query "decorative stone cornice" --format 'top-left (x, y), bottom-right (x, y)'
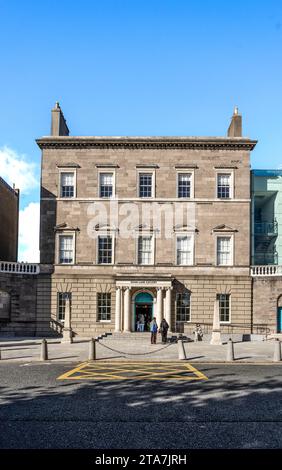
top-left (175, 164), bottom-right (198, 169)
top-left (95, 163), bottom-right (119, 168)
top-left (212, 224), bottom-right (238, 233)
top-left (54, 223), bottom-right (80, 232)
top-left (214, 165), bottom-right (238, 169)
top-left (36, 136), bottom-right (257, 151)
top-left (136, 164), bottom-right (159, 168)
top-left (56, 162), bottom-right (81, 168)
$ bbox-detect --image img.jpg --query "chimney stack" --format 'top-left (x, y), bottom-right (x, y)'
top-left (51, 102), bottom-right (69, 136)
top-left (227, 106), bottom-right (242, 137)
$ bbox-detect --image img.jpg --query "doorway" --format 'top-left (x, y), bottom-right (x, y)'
top-left (278, 307), bottom-right (282, 333)
top-left (134, 292), bottom-right (154, 332)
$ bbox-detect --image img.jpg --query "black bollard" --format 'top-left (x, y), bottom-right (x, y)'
top-left (226, 338), bottom-right (235, 361)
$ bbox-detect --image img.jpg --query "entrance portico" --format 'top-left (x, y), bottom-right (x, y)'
top-left (115, 278), bottom-right (173, 333)
top-left (133, 291), bottom-right (153, 331)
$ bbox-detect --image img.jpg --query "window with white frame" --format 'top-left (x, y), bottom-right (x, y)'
top-left (176, 292), bottom-right (191, 322)
top-left (176, 235), bottom-right (193, 265)
top-left (97, 292), bottom-right (111, 321)
top-left (59, 235), bottom-right (74, 264)
top-left (178, 173), bottom-right (191, 198)
top-left (57, 292), bottom-right (72, 322)
top-left (217, 173), bottom-right (231, 199)
top-left (218, 294), bottom-right (230, 322)
top-left (217, 236), bottom-right (232, 265)
top-left (99, 173), bottom-right (114, 198)
top-left (139, 173), bottom-right (153, 198)
top-left (138, 235), bottom-right (153, 264)
top-left (60, 172), bottom-right (75, 198)
top-left (98, 236), bottom-right (113, 264)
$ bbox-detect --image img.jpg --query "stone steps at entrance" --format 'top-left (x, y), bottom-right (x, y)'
top-left (103, 332), bottom-right (177, 341)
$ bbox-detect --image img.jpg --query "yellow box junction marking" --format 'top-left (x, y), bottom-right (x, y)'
top-left (57, 361), bottom-right (208, 381)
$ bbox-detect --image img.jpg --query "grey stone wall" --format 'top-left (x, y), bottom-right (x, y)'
top-left (252, 277), bottom-right (282, 334)
top-left (0, 273), bottom-right (38, 336)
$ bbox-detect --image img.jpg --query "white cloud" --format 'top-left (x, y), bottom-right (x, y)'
top-left (0, 146), bottom-right (38, 194)
top-left (18, 202), bottom-right (40, 262)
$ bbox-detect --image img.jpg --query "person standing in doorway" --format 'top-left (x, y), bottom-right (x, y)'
top-left (160, 318), bottom-right (169, 344)
top-left (150, 317), bottom-right (158, 344)
top-left (139, 313), bottom-right (145, 332)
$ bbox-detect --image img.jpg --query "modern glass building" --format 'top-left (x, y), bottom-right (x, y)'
top-left (251, 170), bottom-right (282, 266)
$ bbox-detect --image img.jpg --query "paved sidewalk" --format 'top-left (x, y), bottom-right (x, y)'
top-left (0, 336), bottom-right (281, 363)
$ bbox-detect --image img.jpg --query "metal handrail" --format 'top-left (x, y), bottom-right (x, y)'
top-left (254, 220), bottom-right (278, 235)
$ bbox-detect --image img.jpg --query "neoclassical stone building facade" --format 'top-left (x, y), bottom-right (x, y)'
top-left (36, 104), bottom-right (257, 337)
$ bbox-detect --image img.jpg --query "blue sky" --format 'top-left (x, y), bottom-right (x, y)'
top-left (0, 0), bottom-right (281, 260)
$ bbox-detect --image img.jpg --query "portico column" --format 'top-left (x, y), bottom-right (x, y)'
top-left (124, 287), bottom-right (131, 332)
top-left (115, 287), bottom-right (121, 332)
top-left (156, 287), bottom-right (163, 327)
top-left (165, 287), bottom-right (172, 332)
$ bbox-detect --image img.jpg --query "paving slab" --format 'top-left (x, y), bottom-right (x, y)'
top-left (0, 336), bottom-right (281, 363)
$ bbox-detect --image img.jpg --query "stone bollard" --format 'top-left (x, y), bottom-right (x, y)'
top-left (273, 339), bottom-right (281, 362)
top-left (226, 338), bottom-right (235, 362)
top-left (178, 336), bottom-right (187, 360)
top-left (89, 338), bottom-right (96, 361)
top-left (40, 339), bottom-right (48, 361)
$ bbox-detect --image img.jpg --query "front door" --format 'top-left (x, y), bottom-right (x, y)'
top-left (135, 303), bottom-right (153, 332)
top-left (278, 307), bottom-right (282, 333)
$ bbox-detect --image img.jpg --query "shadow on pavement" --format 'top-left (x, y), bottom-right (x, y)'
top-left (0, 364), bottom-right (282, 449)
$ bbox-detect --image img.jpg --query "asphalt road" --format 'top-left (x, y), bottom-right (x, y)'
top-left (0, 362), bottom-right (282, 449)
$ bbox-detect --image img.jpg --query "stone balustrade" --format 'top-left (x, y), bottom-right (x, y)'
top-left (251, 265), bottom-right (282, 277)
top-left (0, 261), bottom-right (40, 274)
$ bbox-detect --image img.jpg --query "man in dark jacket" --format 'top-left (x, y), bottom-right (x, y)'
top-left (160, 318), bottom-right (169, 344)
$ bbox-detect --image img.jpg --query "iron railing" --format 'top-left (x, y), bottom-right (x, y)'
top-left (254, 220), bottom-right (278, 236)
